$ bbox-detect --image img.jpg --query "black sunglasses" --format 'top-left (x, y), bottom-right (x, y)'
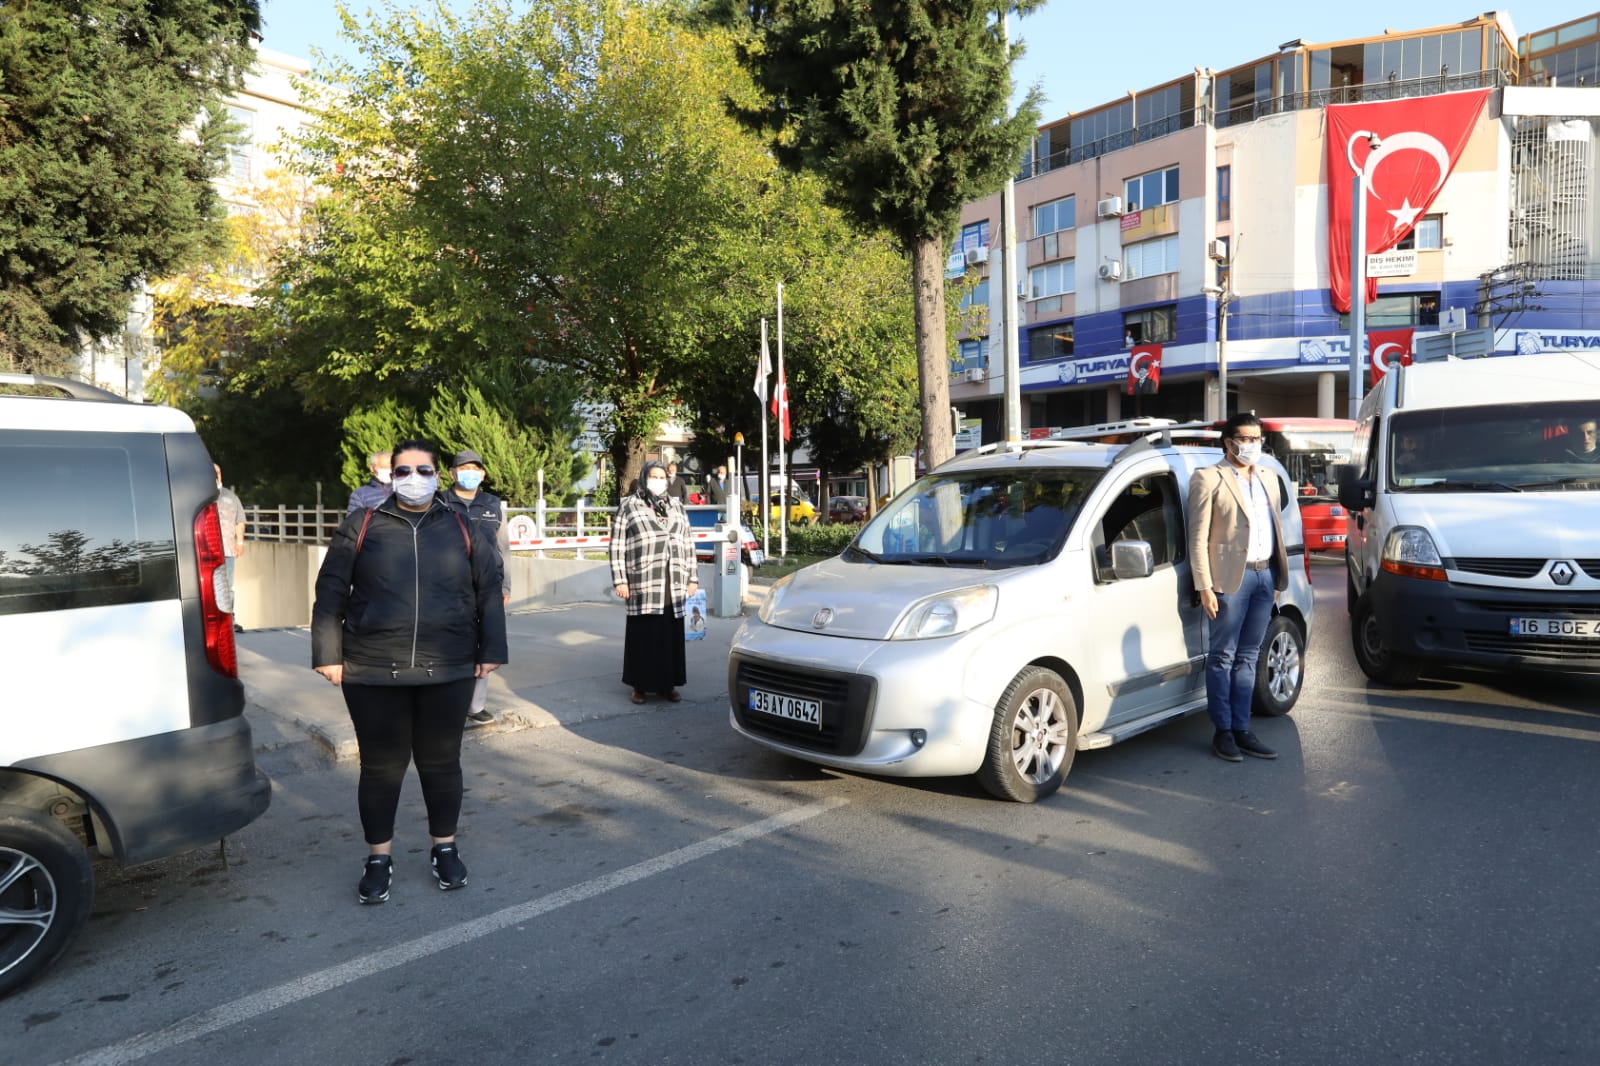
top-left (393, 465), bottom-right (436, 477)
top-left (1230, 434), bottom-right (1262, 442)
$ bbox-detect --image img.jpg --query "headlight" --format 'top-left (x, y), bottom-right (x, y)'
top-left (889, 585), bottom-right (998, 640)
top-left (757, 574), bottom-right (794, 624)
top-left (1382, 526), bottom-right (1442, 567)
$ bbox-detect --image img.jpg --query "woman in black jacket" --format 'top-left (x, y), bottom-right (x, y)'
top-left (312, 439), bottom-right (508, 904)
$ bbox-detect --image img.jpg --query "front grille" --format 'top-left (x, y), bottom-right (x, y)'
top-left (1463, 632), bottom-right (1600, 665)
top-left (1449, 557), bottom-right (1547, 579)
top-left (1460, 597), bottom-right (1600, 619)
top-left (1578, 559), bottom-right (1600, 580)
top-left (733, 659), bottom-right (875, 756)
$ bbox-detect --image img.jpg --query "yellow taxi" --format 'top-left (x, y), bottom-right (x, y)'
top-left (744, 492), bottom-right (817, 526)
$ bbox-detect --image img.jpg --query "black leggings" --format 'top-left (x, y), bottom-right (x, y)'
top-left (343, 678), bottom-right (475, 845)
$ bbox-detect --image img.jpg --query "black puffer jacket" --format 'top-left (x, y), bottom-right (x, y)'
top-left (312, 496), bottom-right (509, 685)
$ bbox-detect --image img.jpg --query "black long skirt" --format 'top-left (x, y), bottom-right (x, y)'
top-left (622, 603), bottom-right (686, 695)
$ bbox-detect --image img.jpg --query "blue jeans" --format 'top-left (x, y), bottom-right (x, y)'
top-left (1204, 567), bottom-right (1276, 732)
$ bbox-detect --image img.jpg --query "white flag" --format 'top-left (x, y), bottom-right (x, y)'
top-left (754, 324), bottom-right (772, 403)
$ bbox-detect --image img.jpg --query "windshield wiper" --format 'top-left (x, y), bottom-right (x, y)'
top-left (1512, 476), bottom-right (1600, 490)
top-left (1405, 480), bottom-right (1523, 493)
top-left (904, 554), bottom-right (953, 566)
top-left (844, 543), bottom-right (884, 563)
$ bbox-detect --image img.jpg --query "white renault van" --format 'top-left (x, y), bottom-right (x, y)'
top-left (728, 424), bottom-right (1315, 802)
top-left (0, 374), bottom-right (272, 996)
top-left (1339, 352), bottom-right (1600, 683)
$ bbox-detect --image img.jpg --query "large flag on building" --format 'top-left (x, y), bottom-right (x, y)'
top-left (754, 331), bottom-right (772, 403)
top-left (770, 366), bottom-right (791, 441)
top-left (1127, 344), bottom-right (1162, 395)
top-left (1326, 89), bottom-right (1489, 313)
top-left (1368, 328), bottom-right (1415, 386)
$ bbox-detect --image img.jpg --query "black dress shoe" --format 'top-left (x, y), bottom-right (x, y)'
top-left (1233, 730), bottom-right (1277, 759)
top-left (1212, 730), bottom-right (1243, 762)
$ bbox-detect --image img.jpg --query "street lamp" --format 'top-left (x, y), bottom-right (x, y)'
top-left (1349, 132), bottom-right (1381, 419)
top-left (733, 432), bottom-right (744, 502)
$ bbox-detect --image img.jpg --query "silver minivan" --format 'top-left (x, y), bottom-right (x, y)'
top-left (727, 426), bottom-right (1314, 802)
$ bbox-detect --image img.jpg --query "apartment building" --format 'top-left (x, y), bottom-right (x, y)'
top-left (950, 10), bottom-right (1600, 440)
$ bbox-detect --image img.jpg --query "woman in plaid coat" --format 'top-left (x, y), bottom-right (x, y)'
top-left (610, 460), bottom-right (698, 704)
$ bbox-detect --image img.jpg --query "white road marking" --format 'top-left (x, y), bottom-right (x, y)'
top-left (54, 796), bottom-right (849, 1066)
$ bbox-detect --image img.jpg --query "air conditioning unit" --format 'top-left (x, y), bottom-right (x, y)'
top-left (1096, 196), bottom-right (1123, 218)
top-left (1207, 239), bottom-right (1229, 261)
top-left (964, 246), bottom-right (989, 267)
top-left (1098, 260), bottom-right (1123, 281)
top-left (964, 367), bottom-right (986, 383)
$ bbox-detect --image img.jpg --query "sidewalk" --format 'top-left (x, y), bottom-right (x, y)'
top-left (241, 579), bottom-right (767, 762)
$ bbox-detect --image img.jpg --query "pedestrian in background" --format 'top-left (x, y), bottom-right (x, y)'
top-left (213, 464), bottom-right (246, 627)
top-left (446, 448), bottom-right (511, 727)
top-left (1186, 413), bottom-right (1288, 763)
top-left (346, 450), bottom-right (393, 514)
top-left (312, 439), bottom-right (508, 905)
top-left (610, 460), bottom-right (697, 705)
top-left (664, 461), bottom-right (689, 502)
top-left (705, 465), bottom-right (729, 506)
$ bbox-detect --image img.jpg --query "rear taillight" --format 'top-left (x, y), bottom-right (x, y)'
top-left (194, 502), bottom-right (238, 677)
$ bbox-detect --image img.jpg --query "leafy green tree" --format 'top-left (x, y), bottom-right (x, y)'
top-left (0, 0), bottom-right (262, 374)
top-left (700, 0), bottom-right (1041, 468)
top-left (339, 398), bottom-right (424, 491)
top-left (425, 384), bottom-right (588, 507)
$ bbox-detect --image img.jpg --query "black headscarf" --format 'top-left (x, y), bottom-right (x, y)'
top-left (637, 461), bottom-right (671, 518)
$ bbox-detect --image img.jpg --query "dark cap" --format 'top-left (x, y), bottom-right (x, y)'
top-left (450, 449), bottom-right (485, 469)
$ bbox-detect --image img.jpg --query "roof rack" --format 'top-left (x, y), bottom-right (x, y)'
top-left (964, 438), bottom-right (1093, 458)
top-left (0, 372), bottom-right (128, 403)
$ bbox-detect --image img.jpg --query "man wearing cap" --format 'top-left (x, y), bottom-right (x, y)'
top-left (447, 449), bottom-right (512, 726)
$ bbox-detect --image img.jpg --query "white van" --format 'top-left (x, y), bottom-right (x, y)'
top-left (1339, 352), bottom-right (1600, 683)
top-left (728, 424), bottom-right (1316, 802)
top-left (0, 374), bottom-right (272, 996)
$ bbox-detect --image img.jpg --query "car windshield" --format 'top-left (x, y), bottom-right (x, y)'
top-left (1389, 402), bottom-right (1600, 491)
top-left (847, 467), bottom-right (1104, 568)
top-left (1268, 429), bottom-right (1352, 501)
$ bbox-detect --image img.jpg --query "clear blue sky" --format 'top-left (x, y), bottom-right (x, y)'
top-left (257, 1), bottom-right (1591, 124)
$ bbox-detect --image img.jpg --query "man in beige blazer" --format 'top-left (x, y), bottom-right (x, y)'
top-left (1187, 413), bottom-right (1289, 762)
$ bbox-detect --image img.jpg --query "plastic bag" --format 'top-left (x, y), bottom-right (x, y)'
top-left (685, 589), bottom-right (707, 640)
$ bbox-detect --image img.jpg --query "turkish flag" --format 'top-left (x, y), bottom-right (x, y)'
top-left (1126, 344), bottom-right (1162, 395)
top-left (1326, 89), bottom-right (1488, 313)
top-left (1368, 328), bottom-right (1415, 386)
top-left (770, 366), bottom-right (791, 441)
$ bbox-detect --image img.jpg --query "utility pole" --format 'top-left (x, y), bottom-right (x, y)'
top-left (1203, 241), bottom-right (1233, 420)
top-left (1000, 11), bottom-right (1022, 448)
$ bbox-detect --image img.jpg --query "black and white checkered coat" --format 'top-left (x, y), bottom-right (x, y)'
top-left (609, 495), bottom-right (694, 617)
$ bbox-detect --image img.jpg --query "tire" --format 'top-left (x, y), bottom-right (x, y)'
top-left (1253, 614), bottom-right (1305, 716)
top-left (1351, 593), bottom-right (1422, 685)
top-left (977, 667), bottom-right (1077, 803)
top-left (0, 807), bottom-right (95, 999)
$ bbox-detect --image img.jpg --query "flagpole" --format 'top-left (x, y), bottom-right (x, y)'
top-left (759, 317), bottom-right (771, 561)
top-left (777, 282), bottom-right (787, 560)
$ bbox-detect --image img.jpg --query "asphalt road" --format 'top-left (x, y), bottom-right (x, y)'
top-left (8, 559), bottom-right (1600, 1065)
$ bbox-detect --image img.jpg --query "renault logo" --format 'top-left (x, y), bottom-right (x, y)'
top-left (1550, 561), bottom-right (1576, 586)
top-left (811, 608), bottom-right (834, 630)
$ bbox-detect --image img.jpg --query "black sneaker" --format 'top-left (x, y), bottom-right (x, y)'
top-left (1212, 730), bottom-right (1243, 762)
top-left (431, 843), bottom-right (468, 890)
top-left (1233, 730), bottom-right (1278, 759)
top-left (464, 709), bottom-right (495, 728)
top-left (357, 855), bottom-right (393, 904)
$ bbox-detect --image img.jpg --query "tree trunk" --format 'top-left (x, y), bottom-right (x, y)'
top-left (608, 436), bottom-right (650, 504)
top-left (910, 234), bottom-right (954, 469)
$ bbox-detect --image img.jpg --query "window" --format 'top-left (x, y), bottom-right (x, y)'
top-left (227, 106), bottom-right (255, 183)
top-left (1125, 166), bottom-right (1179, 211)
top-left (1216, 165), bottom-right (1231, 223)
top-left (1032, 196), bottom-right (1075, 236)
top-left (958, 220), bottom-right (990, 254)
top-left (1029, 260), bottom-right (1075, 300)
top-left (1124, 306), bottom-right (1176, 345)
top-left (0, 434), bottom-right (178, 616)
top-left (1028, 324), bottom-right (1074, 363)
top-left (1092, 473), bottom-right (1183, 580)
top-left (959, 278), bottom-right (990, 311)
top-left (950, 339), bottom-right (985, 376)
top-left (1123, 235), bottom-right (1179, 280)
top-left (1337, 292), bottom-right (1441, 329)
top-left (1396, 215), bottom-right (1442, 251)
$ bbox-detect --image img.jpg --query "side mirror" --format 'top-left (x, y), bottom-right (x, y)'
top-left (1335, 464), bottom-right (1374, 510)
top-left (1110, 540), bottom-right (1155, 581)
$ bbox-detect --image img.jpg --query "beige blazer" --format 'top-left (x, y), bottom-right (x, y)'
top-left (1186, 460), bottom-right (1290, 595)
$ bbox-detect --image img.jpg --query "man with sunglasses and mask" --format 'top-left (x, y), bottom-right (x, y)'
top-left (446, 450), bottom-right (512, 726)
top-left (1187, 413), bottom-right (1289, 763)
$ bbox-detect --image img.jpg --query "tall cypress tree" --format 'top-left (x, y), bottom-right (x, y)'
top-left (703, 0), bottom-right (1041, 467)
top-left (0, 0), bottom-right (261, 374)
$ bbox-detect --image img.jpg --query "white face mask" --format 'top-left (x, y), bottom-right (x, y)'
top-left (394, 473), bottom-right (438, 505)
top-left (1233, 441), bottom-right (1263, 466)
top-left (375, 468), bottom-right (393, 485)
top-left (646, 478), bottom-right (669, 495)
